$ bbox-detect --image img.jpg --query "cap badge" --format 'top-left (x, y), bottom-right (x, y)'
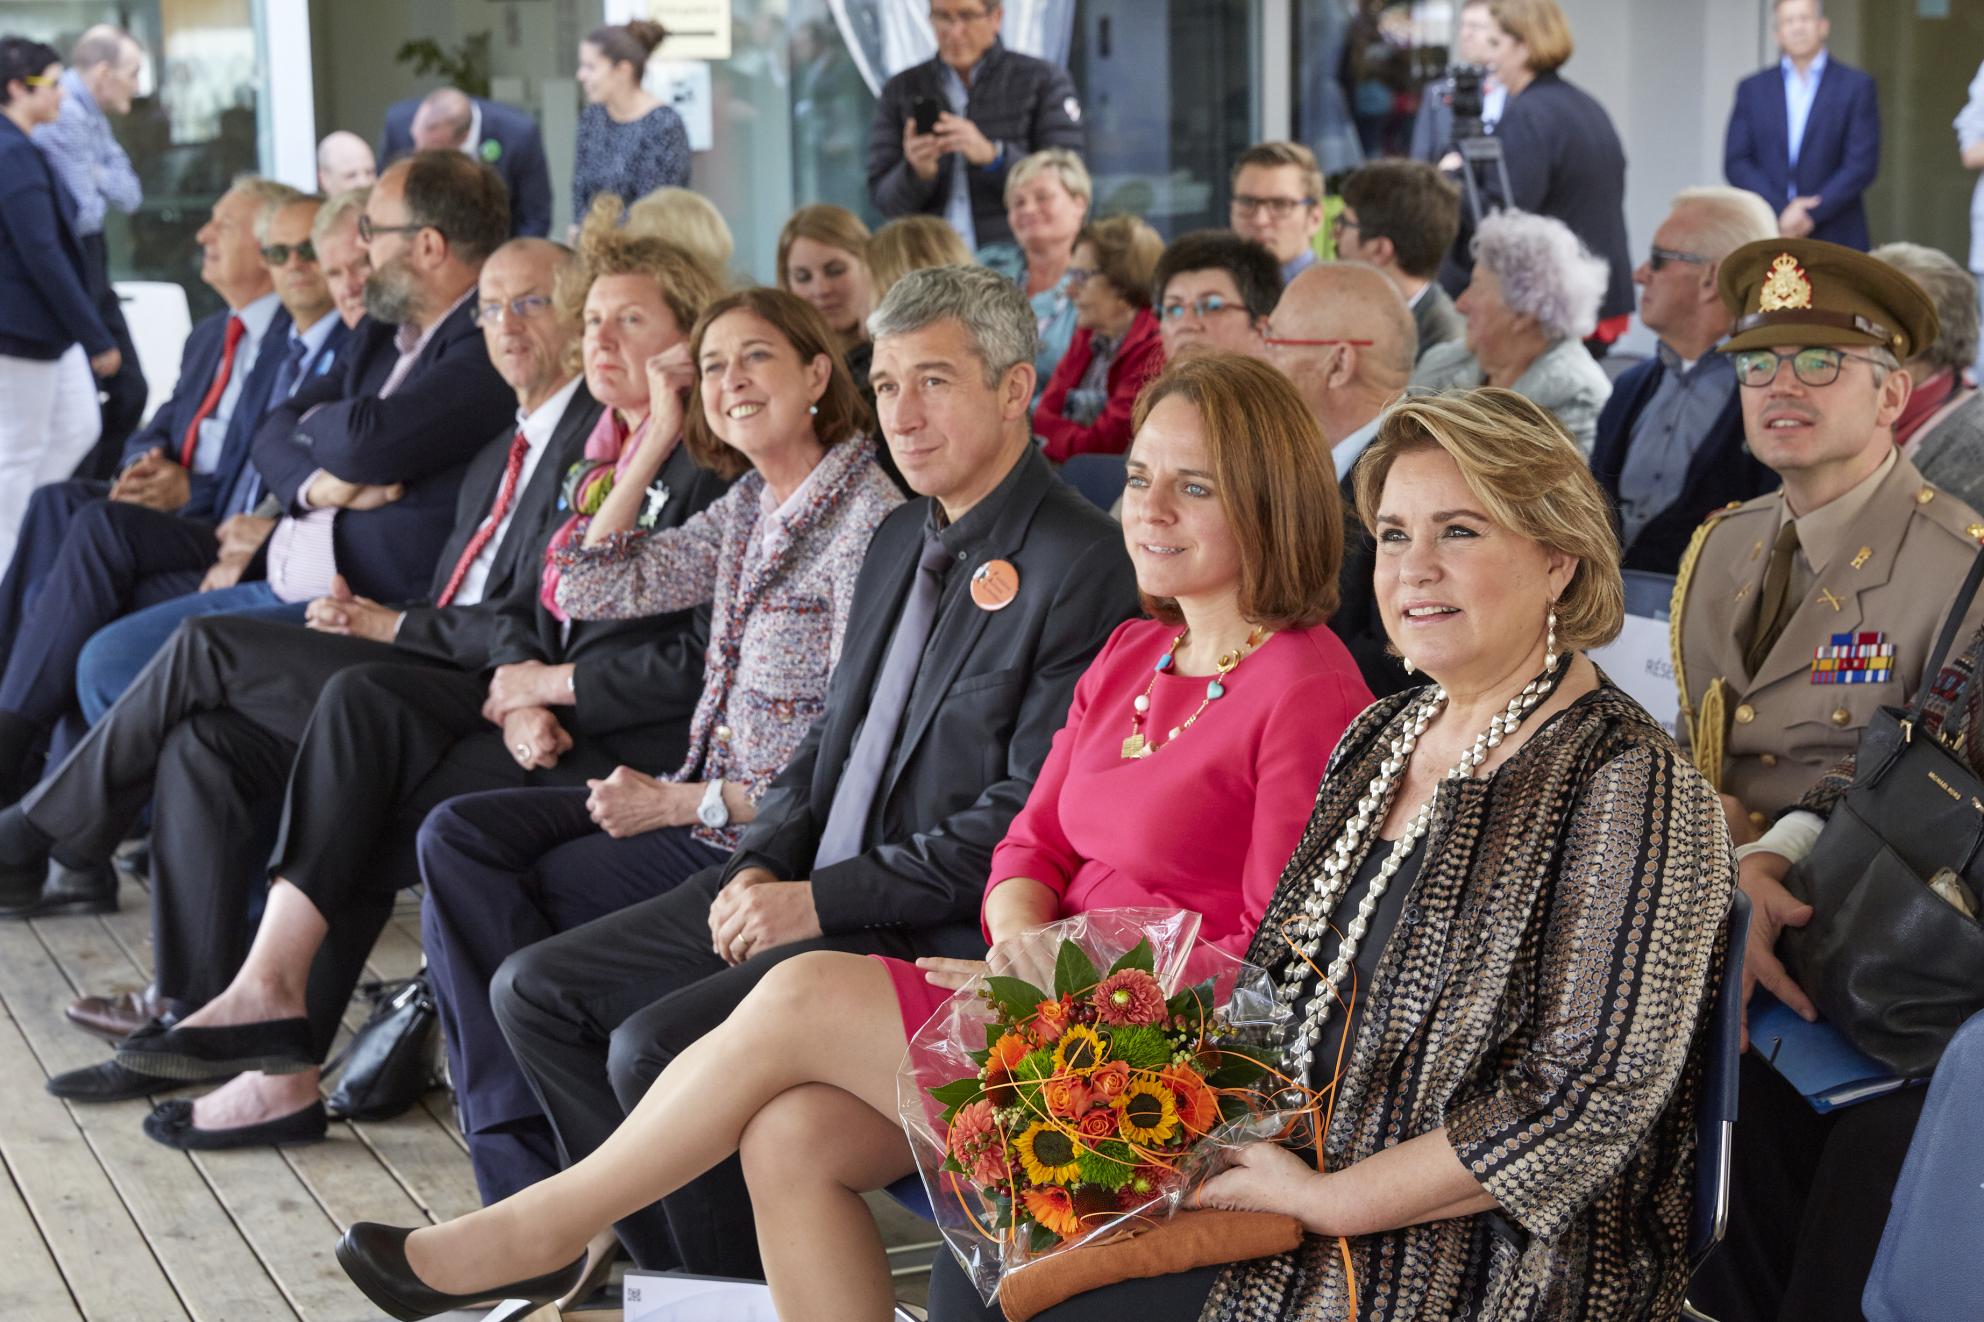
top-left (1759, 254), bottom-right (1813, 313)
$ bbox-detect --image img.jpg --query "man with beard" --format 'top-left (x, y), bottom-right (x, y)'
top-left (39, 150), bottom-right (518, 719)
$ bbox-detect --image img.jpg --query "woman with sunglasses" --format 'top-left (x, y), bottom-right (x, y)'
top-left (0, 37), bottom-right (115, 566)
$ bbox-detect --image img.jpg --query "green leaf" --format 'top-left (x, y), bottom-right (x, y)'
top-left (1166, 979), bottom-right (1216, 1027)
top-left (985, 975), bottom-right (1048, 1022)
top-left (1054, 941), bottom-right (1101, 998)
top-left (929, 1077), bottom-right (985, 1110)
top-left (1216, 1093), bottom-right (1256, 1125)
top-left (1108, 937), bottom-right (1155, 977)
top-left (1027, 1220), bottom-right (1060, 1254)
top-left (1105, 1025), bottom-right (1173, 1071)
top-left (1205, 1046), bottom-right (1275, 1090)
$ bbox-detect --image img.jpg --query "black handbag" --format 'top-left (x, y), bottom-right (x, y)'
top-left (323, 974), bottom-right (441, 1121)
top-left (1782, 549), bottom-right (1984, 1079)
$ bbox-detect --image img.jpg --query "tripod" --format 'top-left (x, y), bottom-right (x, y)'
top-left (1456, 133), bottom-right (1513, 227)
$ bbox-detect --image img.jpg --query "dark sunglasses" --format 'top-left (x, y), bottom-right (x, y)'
top-left (1648, 246), bottom-right (1710, 273)
top-left (260, 240), bottom-right (318, 266)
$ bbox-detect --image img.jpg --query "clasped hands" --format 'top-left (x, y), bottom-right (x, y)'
top-left (707, 866), bottom-right (821, 966)
top-left (473, 660), bottom-right (579, 769)
top-left (902, 111), bottom-right (998, 180)
top-left (1778, 194), bottom-right (1822, 239)
top-left (109, 448), bottom-right (191, 513)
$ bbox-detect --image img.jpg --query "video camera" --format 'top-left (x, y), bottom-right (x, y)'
top-left (1447, 63), bottom-right (1491, 143)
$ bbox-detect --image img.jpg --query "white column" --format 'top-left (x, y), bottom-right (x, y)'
top-left (1258, 0), bottom-right (1291, 143)
top-left (260, 0), bottom-right (318, 191)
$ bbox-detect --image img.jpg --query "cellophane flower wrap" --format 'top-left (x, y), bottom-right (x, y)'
top-left (897, 908), bottom-right (1289, 1304)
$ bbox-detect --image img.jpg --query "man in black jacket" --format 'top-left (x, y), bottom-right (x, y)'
top-left (1592, 186), bottom-right (1780, 573)
top-left (866, 3), bottom-right (1083, 249)
top-left (487, 264), bottom-right (1139, 1277)
top-left (21, 239), bottom-right (725, 1140)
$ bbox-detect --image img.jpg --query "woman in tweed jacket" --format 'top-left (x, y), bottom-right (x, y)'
top-left (410, 288), bottom-right (898, 1224)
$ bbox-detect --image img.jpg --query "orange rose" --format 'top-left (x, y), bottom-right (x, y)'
top-left (1077, 1107), bottom-right (1118, 1140)
top-left (1044, 1077), bottom-right (1092, 1118)
top-left (1033, 997), bottom-right (1072, 1044)
top-left (1089, 1060), bottom-right (1131, 1100)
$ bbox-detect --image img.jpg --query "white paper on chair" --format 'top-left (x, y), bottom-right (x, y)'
top-left (1587, 569), bottom-right (1681, 735)
top-left (621, 1271), bottom-right (781, 1322)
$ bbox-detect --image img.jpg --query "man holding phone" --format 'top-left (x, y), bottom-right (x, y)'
top-left (865, 1), bottom-right (1085, 250)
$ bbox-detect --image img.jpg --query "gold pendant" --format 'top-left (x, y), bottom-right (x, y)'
top-left (1121, 733), bottom-right (1147, 759)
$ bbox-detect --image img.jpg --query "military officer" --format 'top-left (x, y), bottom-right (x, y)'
top-left (1673, 237), bottom-right (1984, 843)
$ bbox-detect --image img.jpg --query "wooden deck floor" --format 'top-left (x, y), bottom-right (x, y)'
top-left (0, 869), bottom-right (936, 1321)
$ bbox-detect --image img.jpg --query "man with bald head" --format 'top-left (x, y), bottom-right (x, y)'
top-left (379, 88), bottom-right (551, 238)
top-left (316, 131), bottom-right (375, 194)
top-left (35, 24), bottom-right (149, 475)
top-left (1266, 261), bottom-right (1418, 696)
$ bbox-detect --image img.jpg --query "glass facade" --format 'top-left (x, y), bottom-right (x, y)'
top-left (8, 0), bottom-right (263, 321)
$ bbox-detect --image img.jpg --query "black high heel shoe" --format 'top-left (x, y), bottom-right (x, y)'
top-left (334, 1221), bottom-right (587, 1321)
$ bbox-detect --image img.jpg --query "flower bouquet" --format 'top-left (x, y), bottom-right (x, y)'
top-left (897, 908), bottom-right (1289, 1304)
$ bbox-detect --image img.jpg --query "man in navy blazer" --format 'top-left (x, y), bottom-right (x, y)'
top-left (379, 88), bottom-right (552, 239)
top-left (1592, 188), bottom-right (1780, 575)
top-left (0, 183), bottom-right (342, 813)
top-left (1724, 0), bottom-right (1880, 250)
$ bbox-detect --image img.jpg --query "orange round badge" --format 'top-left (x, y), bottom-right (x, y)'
top-left (969, 559), bottom-right (1020, 611)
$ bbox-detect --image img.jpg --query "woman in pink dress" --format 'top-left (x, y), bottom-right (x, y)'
top-left (333, 353), bottom-right (1374, 1321)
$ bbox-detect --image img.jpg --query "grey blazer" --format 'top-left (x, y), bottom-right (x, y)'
top-left (1910, 391), bottom-right (1984, 516)
top-left (1410, 334), bottom-right (1613, 453)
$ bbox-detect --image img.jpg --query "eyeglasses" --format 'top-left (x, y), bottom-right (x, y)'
top-left (1160, 294), bottom-right (1245, 322)
top-left (357, 215), bottom-right (429, 244)
top-left (22, 74), bottom-right (58, 88)
top-left (1330, 213), bottom-right (1361, 235)
top-left (1232, 194), bottom-right (1316, 219)
top-left (1262, 335), bottom-right (1374, 351)
top-left (259, 240), bottom-right (317, 266)
top-left (1648, 246), bottom-right (1711, 273)
top-left (473, 294), bottom-right (555, 327)
top-left (1065, 266), bottom-right (1097, 287)
top-left (930, 6), bottom-right (992, 26)
top-left (1731, 346), bottom-right (1884, 389)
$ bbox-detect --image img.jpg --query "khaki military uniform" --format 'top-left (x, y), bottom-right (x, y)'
top-left (1674, 450), bottom-right (1984, 823)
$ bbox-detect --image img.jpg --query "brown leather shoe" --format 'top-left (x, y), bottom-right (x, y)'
top-left (66, 987), bottom-right (179, 1043)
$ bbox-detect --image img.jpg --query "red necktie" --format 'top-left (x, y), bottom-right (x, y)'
top-left (179, 315), bottom-right (246, 468)
top-left (436, 431), bottom-right (530, 607)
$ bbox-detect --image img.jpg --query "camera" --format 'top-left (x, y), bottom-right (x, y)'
top-left (1447, 63), bottom-right (1490, 142)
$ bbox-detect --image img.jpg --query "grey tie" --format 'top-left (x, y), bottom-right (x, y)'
top-left (814, 533), bottom-right (953, 868)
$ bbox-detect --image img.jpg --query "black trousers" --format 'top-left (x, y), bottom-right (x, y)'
top-left (1689, 1054), bottom-right (1927, 1322)
top-left (493, 874), bottom-right (984, 1277)
top-left (73, 233), bottom-right (146, 482)
top-left (417, 786), bottom-right (724, 1205)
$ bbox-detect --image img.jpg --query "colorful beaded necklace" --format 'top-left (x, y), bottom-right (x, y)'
top-left (1121, 626), bottom-right (1270, 759)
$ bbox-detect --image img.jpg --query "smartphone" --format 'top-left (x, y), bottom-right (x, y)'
top-left (911, 95), bottom-right (942, 135)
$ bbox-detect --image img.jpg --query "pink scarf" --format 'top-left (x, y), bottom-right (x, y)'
top-left (538, 409), bottom-right (678, 619)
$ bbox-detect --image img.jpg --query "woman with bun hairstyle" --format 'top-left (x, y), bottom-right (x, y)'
top-left (573, 20), bottom-right (692, 221)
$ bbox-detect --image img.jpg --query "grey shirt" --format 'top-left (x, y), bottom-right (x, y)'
top-left (1616, 343), bottom-right (1738, 549)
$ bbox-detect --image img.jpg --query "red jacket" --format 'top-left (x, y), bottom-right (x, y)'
top-left (1034, 307), bottom-right (1165, 463)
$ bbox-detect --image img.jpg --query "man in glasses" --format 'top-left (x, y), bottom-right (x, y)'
top-left (1229, 141), bottom-right (1327, 285)
top-left (1266, 261), bottom-right (1419, 699)
top-left (1150, 230), bottom-right (1279, 362)
top-left (866, 1), bottom-right (1084, 250)
top-left (1673, 238), bottom-right (1984, 856)
top-left (1591, 186), bottom-right (1779, 573)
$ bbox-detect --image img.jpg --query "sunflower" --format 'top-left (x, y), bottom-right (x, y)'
top-left (1114, 1078), bottom-right (1181, 1146)
top-left (1014, 1121), bottom-right (1083, 1185)
top-left (1050, 1024), bottom-right (1105, 1076)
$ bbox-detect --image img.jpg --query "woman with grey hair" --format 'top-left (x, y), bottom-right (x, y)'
top-left (977, 147), bottom-right (1091, 395)
top-left (1874, 241), bottom-right (1984, 511)
top-left (1412, 209), bottom-right (1614, 452)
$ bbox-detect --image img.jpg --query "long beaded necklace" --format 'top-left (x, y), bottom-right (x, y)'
top-left (1121, 626), bottom-right (1269, 759)
top-left (1276, 634), bottom-right (1567, 1082)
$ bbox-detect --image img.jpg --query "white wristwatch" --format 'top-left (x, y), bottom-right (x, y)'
top-left (697, 778), bottom-right (730, 829)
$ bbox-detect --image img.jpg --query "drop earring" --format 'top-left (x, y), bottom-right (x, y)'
top-left (1545, 607), bottom-right (1560, 670)
top-left (1402, 656), bottom-right (1415, 675)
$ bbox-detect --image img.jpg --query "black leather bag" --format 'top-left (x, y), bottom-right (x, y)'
top-left (1783, 550), bottom-right (1984, 1079)
top-left (324, 974), bottom-right (440, 1121)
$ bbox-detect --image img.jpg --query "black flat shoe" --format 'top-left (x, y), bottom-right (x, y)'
top-left (0, 860), bottom-right (117, 920)
top-left (143, 1097), bottom-right (327, 1150)
top-left (335, 1221), bottom-right (587, 1322)
top-left (46, 1058), bottom-right (212, 1103)
top-left (114, 1015), bottom-right (314, 1081)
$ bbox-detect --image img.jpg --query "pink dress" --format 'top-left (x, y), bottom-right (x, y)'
top-left (879, 616), bottom-right (1374, 1039)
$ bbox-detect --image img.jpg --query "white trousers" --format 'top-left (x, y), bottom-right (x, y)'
top-left (0, 345), bottom-right (102, 567)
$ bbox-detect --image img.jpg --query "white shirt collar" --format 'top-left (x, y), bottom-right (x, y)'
top-left (462, 100), bottom-right (483, 156)
top-left (517, 375), bottom-right (584, 453)
top-left (292, 306), bottom-right (340, 360)
top-left (1331, 413), bottom-right (1383, 482)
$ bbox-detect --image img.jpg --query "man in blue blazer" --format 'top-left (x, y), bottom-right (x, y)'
top-left (379, 88), bottom-right (552, 239)
top-left (1591, 188), bottom-right (1781, 575)
top-left (0, 183), bottom-right (342, 815)
top-left (1724, 0), bottom-right (1880, 250)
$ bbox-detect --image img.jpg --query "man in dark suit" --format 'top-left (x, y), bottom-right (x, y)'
top-left (1593, 187), bottom-right (1781, 574)
top-left (0, 183), bottom-right (339, 812)
top-left (380, 88), bottom-right (552, 239)
top-left (866, 3), bottom-right (1084, 249)
top-left (1724, 0), bottom-right (1880, 250)
top-left (55, 150), bottom-right (521, 724)
top-left (471, 264), bottom-right (1139, 1277)
top-left (28, 239), bottom-right (724, 1129)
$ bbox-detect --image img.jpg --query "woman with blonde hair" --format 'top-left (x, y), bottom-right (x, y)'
top-left (979, 148), bottom-right (1092, 393)
top-left (620, 186), bottom-right (735, 282)
top-left (776, 204), bottom-right (876, 390)
top-left (866, 213), bottom-right (972, 299)
top-left (332, 353), bottom-right (1375, 1320)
